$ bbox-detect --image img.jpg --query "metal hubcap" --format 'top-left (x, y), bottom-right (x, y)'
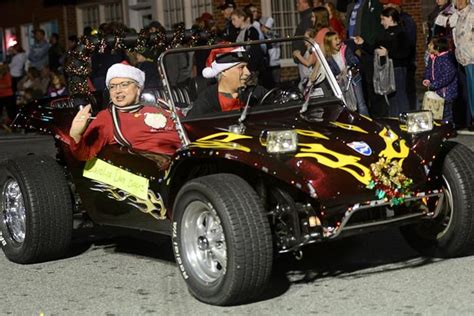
top-left (2, 179), bottom-right (26, 243)
top-left (181, 200), bottom-right (227, 283)
top-left (437, 175), bottom-right (454, 239)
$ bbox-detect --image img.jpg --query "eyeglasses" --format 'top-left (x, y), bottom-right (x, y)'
top-left (108, 81), bottom-right (136, 91)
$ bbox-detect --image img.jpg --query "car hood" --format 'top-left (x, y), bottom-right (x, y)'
top-left (183, 104), bottom-right (448, 206)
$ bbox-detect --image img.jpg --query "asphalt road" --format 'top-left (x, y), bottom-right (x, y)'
top-left (1, 133), bottom-right (474, 315)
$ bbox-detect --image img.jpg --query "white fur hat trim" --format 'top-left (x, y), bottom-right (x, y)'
top-left (106, 63), bottom-right (146, 88)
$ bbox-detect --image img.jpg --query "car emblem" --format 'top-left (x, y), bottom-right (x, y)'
top-left (347, 141), bottom-right (372, 156)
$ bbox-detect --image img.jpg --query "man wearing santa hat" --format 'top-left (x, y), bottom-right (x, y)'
top-left (64, 63), bottom-right (181, 161)
top-left (188, 47), bottom-right (266, 116)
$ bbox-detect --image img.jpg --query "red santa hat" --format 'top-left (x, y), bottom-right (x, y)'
top-left (202, 46), bottom-right (248, 79)
top-left (379, 0), bottom-right (401, 5)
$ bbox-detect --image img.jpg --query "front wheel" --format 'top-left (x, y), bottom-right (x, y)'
top-left (172, 174), bottom-right (273, 306)
top-left (400, 143), bottom-right (474, 257)
top-left (0, 156), bottom-right (73, 263)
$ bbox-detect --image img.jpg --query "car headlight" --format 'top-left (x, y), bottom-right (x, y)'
top-left (265, 130), bottom-right (298, 153)
top-left (401, 111), bottom-right (433, 134)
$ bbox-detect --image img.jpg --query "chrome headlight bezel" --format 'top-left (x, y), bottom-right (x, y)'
top-left (401, 111), bottom-right (433, 134)
top-left (265, 130), bottom-right (298, 153)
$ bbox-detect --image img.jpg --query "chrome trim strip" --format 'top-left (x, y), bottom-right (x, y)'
top-left (327, 191), bottom-right (444, 239)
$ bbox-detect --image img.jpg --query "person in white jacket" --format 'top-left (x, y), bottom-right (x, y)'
top-left (8, 44), bottom-right (27, 94)
top-left (453, 0), bottom-right (474, 130)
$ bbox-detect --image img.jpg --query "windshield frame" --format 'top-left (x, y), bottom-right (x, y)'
top-left (157, 37), bottom-right (344, 147)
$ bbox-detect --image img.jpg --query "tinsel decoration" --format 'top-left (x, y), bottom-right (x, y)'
top-left (366, 157), bottom-right (414, 206)
top-left (64, 27), bottom-right (216, 96)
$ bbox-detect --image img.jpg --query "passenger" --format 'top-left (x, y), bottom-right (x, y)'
top-left (65, 63), bottom-right (181, 161)
top-left (187, 47), bottom-right (265, 117)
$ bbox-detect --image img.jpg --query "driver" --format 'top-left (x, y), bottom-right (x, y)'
top-left (188, 47), bottom-right (261, 116)
top-left (63, 63), bottom-right (181, 161)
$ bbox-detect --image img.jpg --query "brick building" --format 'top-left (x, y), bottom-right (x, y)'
top-left (0, 0), bottom-right (434, 79)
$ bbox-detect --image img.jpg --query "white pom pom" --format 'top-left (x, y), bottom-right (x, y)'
top-left (202, 67), bottom-right (218, 79)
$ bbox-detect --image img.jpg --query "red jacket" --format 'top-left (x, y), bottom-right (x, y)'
top-left (61, 105), bottom-right (181, 161)
top-left (0, 72), bottom-right (13, 98)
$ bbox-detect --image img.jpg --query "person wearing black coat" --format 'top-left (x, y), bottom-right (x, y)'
top-left (354, 7), bottom-right (411, 117)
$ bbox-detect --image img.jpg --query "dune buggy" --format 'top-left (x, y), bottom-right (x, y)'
top-left (1, 37), bottom-right (473, 306)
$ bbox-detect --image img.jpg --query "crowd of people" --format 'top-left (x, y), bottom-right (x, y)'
top-left (292, 0), bottom-right (473, 129)
top-left (0, 0), bottom-right (473, 134)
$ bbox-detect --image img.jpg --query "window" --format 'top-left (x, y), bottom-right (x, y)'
top-left (156, 0), bottom-right (213, 30)
top-left (162, 0), bottom-right (185, 29)
top-left (104, 2), bottom-right (123, 23)
top-left (191, 0), bottom-right (213, 19)
top-left (270, 0), bottom-right (299, 62)
top-left (82, 6), bottom-right (100, 29)
top-left (77, 1), bottom-right (123, 34)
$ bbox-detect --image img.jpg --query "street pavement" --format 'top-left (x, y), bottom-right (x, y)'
top-left (1, 131), bottom-right (474, 315)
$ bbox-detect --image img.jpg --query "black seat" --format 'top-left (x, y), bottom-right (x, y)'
top-left (140, 86), bottom-right (192, 108)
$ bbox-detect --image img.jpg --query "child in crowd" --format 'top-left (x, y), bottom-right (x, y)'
top-left (323, 32), bottom-right (369, 115)
top-left (293, 28), bottom-right (317, 91)
top-left (47, 71), bottom-right (67, 98)
top-left (423, 37), bottom-right (458, 122)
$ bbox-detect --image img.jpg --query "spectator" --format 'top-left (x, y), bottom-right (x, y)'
top-left (293, 29), bottom-right (317, 91)
top-left (380, 0), bottom-right (417, 110)
top-left (90, 23), bottom-right (129, 90)
top-left (165, 23), bottom-right (194, 87)
top-left (192, 13), bottom-right (214, 79)
top-left (147, 20), bottom-right (166, 34)
top-left (427, 0), bottom-right (456, 43)
top-left (423, 37), bottom-right (458, 122)
top-left (293, 0), bottom-right (314, 64)
top-left (17, 67), bottom-right (46, 106)
top-left (453, 0), bottom-right (474, 129)
top-left (231, 8), bottom-right (265, 75)
top-left (218, 0), bottom-right (239, 42)
top-left (47, 71), bottom-right (68, 98)
top-left (325, 2), bottom-right (346, 40)
top-left (83, 26), bottom-right (94, 36)
top-left (311, 6), bottom-right (332, 46)
top-left (48, 33), bottom-right (65, 72)
top-left (28, 29), bottom-right (50, 70)
top-left (346, 0), bottom-right (384, 117)
top-left (0, 63), bottom-right (15, 130)
top-left (67, 35), bottom-right (78, 51)
top-left (323, 31), bottom-right (369, 115)
top-left (135, 49), bottom-right (162, 89)
top-left (260, 16), bottom-right (282, 86)
top-left (245, 4), bottom-right (265, 42)
top-left (8, 44), bottom-right (27, 95)
top-left (354, 7), bottom-right (411, 117)
top-left (313, 0), bottom-right (325, 7)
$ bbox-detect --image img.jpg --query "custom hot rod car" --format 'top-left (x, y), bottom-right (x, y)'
top-left (1, 38), bottom-right (474, 306)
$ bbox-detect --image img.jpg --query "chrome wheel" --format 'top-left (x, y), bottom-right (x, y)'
top-left (181, 200), bottom-right (227, 284)
top-left (436, 175), bottom-right (454, 239)
top-left (2, 179), bottom-right (26, 243)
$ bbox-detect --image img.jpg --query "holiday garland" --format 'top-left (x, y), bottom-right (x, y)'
top-left (64, 25), bottom-right (216, 96)
top-left (366, 157), bottom-right (413, 206)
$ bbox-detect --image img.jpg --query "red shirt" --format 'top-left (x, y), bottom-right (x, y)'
top-left (0, 72), bottom-right (13, 98)
top-left (63, 105), bottom-right (181, 161)
top-left (218, 92), bottom-right (244, 112)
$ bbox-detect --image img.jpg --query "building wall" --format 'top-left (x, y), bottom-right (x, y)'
top-left (0, 0), bottom-right (76, 48)
top-left (402, 0), bottom-right (425, 78)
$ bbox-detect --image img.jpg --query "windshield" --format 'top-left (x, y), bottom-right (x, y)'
top-left (153, 37), bottom-right (343, 145)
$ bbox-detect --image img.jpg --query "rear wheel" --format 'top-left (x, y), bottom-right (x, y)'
top-left (172, 173), bottom-right (273, 305)
top-left (0, 156), bottom-right (73, 263)
top-left (400, 143), bottom-right (474, 257)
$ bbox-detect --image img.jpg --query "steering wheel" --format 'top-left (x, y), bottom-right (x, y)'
top-left (258, 87), bottom-right (281, 106)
